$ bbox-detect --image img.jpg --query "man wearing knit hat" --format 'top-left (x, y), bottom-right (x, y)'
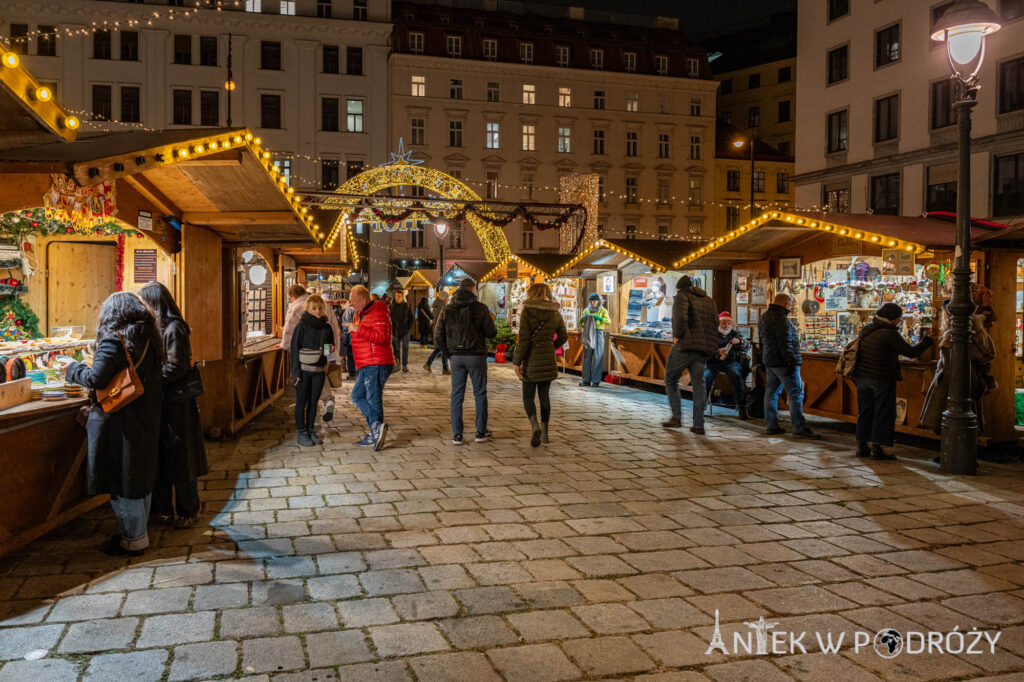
top-left (663, 275), bottom-right (719, 434)
top-left (704, 311), bottom-right (751, 419)
top-left (852, 302), bottom-right (933, 460)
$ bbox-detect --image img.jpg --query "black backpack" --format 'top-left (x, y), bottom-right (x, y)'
top-left (446, 305), bottom-right (480, 352)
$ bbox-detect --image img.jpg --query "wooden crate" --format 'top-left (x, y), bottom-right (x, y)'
top-left (0, 378), bottom-right (31, 412)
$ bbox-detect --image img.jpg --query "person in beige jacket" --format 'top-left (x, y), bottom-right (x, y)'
top-left (280, 284), bottom-right (308, 349)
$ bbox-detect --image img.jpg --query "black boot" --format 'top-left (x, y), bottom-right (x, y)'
top-left (737, 403), bottom-right (749, 420)
top-left (856, 441), bottom-right (871, 458)
top-left (528, 415), bottom-right (541, 448)
top-left (871, 444), bottom-right (897, 461)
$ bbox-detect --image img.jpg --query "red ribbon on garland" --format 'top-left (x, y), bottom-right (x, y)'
top-left (115, 235), bottom-right (125, 291)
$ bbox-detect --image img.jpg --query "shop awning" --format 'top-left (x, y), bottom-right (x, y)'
top-left (0, 40), bottom-right (78, 147)
top-left (443, 261), bottom-right (496, 285)
top-left (972, 223), bottom-right (1024, 250)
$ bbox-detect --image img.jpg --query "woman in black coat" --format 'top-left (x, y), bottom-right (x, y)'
top-left (291, 294), bottom-right (334, 447)
top-left (62, 291), bottom-right (163, 556)
top-left (140, 282), bottom-right (208, 529)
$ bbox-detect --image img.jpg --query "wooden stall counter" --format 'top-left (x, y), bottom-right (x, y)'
top-left (0, 397), bottom-right (106, 558)
top-left (200, 336), bottom-right (288, 438)
top-left (563, 331), bottom-right (583, 374)
top-left (608, 333), bottom-right (693, 388)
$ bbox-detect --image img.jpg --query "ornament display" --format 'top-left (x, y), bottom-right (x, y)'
top-left (0, 300), bottom-right (41, 340)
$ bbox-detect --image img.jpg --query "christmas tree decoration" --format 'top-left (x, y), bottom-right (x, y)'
top-left (0, 300), bottom-right (40, 341)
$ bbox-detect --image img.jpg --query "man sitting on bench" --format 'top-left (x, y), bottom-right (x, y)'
top-left (704, 311), bottom-right (751, 419)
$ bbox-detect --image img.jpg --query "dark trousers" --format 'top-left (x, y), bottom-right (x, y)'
top-left (392, 333), bottom-right (410, 367)
top-left (523, 381), bottom-right (552, 423)
top-left (351, 364), bottom-right (392, 428)
top-left (340, 337), bottom-right (357, 376)
top-left (450, 354), bottom-right (488, 436)
top-left (855, 376), bottom-right (897, 446)
top-left (704, 360), bottom-right (745, 408)
top-left (418, 329), bottom-right (431, 346)
top-left (152, 478), bottom-right (200, 518)
top-left (427, 346), bottom-right (449, 371)
top-left (295, 370), bottom-right (326, 435)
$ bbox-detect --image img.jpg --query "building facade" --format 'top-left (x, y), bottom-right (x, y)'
top-left (713, 121), bottom-right (794, 232)
top-left (794, 0), bottom-right (1024, 220)
top-left (714, 57), bottom-right (797, 158)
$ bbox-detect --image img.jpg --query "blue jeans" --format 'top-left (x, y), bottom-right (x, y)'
top-left (427, 346), bottom-right (449, 371)
top-left (764, 365), bottom-right (807, 432)
top-left (704, 360), bottom-right (745, 408)
top-left (110, 494), bottom-right (153, 550)
top-left (450, 354), bottom-right (488, 436)
top-left (855, 376), bottom-right (897, 446)
top-left (664, 346), bottom-right (708, 427)
top-left (392, 333), bottom-right (410, 367)
top-left (351, 364), bottom-right (392, 428)
top-left (582, 330), bottom-right (605, 384)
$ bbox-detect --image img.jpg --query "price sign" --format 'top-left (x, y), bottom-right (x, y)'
top-left (134, 249), bottom-right (158, 284)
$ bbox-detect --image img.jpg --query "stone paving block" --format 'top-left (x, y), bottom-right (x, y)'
top-left (0, 658), bottom-right (79, 682)
top-left (419, 564), bottom-right (477, 591)
top-left (168, 641), bottom-right (238, 681)
top-left (306, 574), bottom-right (362, 600)
top-left (487, 643), bottom-right (581, 682)
top-left (153, 562), bottom-right (213, 588)
top-left (137, 611), bottom-right (216, 648)
top-left (439, 616), bottom-right (519, 649)
top-left (58, 617), bottom-right (138, 653)
top-left (507, 609), bottom-right (590, 641)
top-left (703, 659), bottom-right (792, 682)
top-left (241, 636), bottom-right (304, 674)
top-left (252, 580), bottom-right (307, 606)
top-left (456, 586), bottom-right (527, 614)
top-left (336, 597), bottom-right (399, 627)
top-left (215, 560), bottom-right (265, 583)
top-left (359, 569), bottom-right (425, 596)
top-left (572, 579), bottom-right (636, 603)
top-left (566, 555), bottom-right (638, 577)
top-left (743, 585), bottom-right (858, 615)
top-left (85, 568), bottom-right (153, 593)
top-left (942, 592), bottom-right (1024, 626)
top-left (616, 573), bottom-right (693, 599)
top-left (409, 652), bottom-right (503, 682)
top-left (121, 587), bottom-right (193, 615)
top-left (0, 602), bottom-right (52, 627)
top-left (220, 607), bottom-right (281, 638)
top-left (673, 566), bottom-right (775, 594)
top-left (0, 623), bottom-right (65, 660)
top-left (561, 635), bottom-right (656, 676)
top-left (911, 569), bottom-right (1016, 596)
top-left (392, 590), bottom-right (460, 620)
top-left (369, 622), bottom-right (450, 658)
top-left (365, 548), bottom-right (427, 570)
top-left (193, 583), bottom-right (249, 611)
top-left (571, 603), bottom-right (650, 634)
top-left (305, 630), bottom-right (373, 668)
top-left (335, 661), bottom-right (412, 682)
top-left (466, 561), bottom-right (533, 585)
top-left (84, 650), bottom-right (168, 681)
top-left (775, 652), bottom-right (887, 682)
top-left (628, 597), bottom-right (714, 629)
top-left (282, 602), bottom-right (339, 632)
top-left (516, 581), bottom-right (587, 609)
top-left (266, 556), bottom-right (317, 580)
top-left (47, 594), bottom-right (122, 622)
top-left (633, 630), bottom-right (727, 668)
top-left (620, 550), bottom-right (708, 572)
top-left (315, 552), bottom-right (367, 574)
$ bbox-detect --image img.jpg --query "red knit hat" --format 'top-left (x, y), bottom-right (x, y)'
top-left (719, 311), bottom-right (733, 320)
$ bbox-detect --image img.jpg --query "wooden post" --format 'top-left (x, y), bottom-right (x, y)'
top-left (983, 250), bottom-right (1019, 443)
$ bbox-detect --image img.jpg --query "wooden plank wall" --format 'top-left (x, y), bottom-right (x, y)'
top-left (181, 224), bottom-right (223, 363)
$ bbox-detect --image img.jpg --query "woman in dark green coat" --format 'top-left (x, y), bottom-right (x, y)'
top-left (513, 283), bottom-right (568, 447)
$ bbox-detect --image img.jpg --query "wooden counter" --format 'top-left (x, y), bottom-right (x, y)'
top-left (563, 331), bottom-right (584, 373)
top-left (608, 333), bottom-right (693, 388)
top-left (199, 340), bottom-right (288, 437)
top-left (0, 397), bottom-right (107, 558)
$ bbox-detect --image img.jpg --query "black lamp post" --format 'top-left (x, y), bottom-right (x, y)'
top-left (225, 33), bottom-right (235, 126)
top-left (434, 221), bottom-right (448, 288)
top-left (733, 133), bottom-right (757, 221)
top-left (931, 0), bottom-right (1001, 475)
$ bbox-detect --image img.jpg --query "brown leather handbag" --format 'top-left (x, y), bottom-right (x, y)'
top-left (96, 332), bottom-right (149, 414)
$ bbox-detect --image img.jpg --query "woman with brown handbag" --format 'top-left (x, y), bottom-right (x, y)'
top-left (140, 282), bottom-right (208, 530)
top-left (62, 291), bottom-right (163, 556)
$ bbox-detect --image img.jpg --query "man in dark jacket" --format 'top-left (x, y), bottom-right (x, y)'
top-left (389, 291), bottom-right (415, 372)
top-left (704, 311), bottom-right (751, 419)
top-left (436, 278), bottom-right (498, 445)
top-left (758, 293), bottom-right (820, 439)
top-left (424, 290), bottom-right (451, 374)
top-left (416, 295), bottom-right (433, 346)
top-left (854, 303), bottom-right (933, 460)
top-left (663, 276), bottom-right (720, 434)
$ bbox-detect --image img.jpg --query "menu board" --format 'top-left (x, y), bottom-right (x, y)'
top-left (133, 249), bottom-right (158, 284)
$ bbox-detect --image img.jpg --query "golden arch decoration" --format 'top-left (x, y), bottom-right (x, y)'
top-left (325, 160), bottom-right (512, 265)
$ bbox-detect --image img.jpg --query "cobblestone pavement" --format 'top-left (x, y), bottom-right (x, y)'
top-left (2, 348), bottom-right (1024, 681)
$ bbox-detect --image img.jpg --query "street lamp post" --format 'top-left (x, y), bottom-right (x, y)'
top-left (931, 0), bottom-right (1001, 475)
top-left (733, 134), bottom-right (757, 221)
top-left (224, 33), bottom-right (235, 126)
top-left (434, 221), bottom-right (448, 289)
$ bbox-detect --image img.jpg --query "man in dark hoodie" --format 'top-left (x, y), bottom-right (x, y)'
top-left (389, 290), bottom-right (415, 373)
top-left (759, 293), bottom-right (820, 439)
top-left (663, 276), bottom-right (719, 434)
top-left (435, 278), bottom-right (498, 445)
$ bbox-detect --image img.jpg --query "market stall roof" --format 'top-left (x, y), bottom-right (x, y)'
top-left (550, 238), bottom-right (708, 277)
top-left (972, 222), bottom-right (1024, 250)
top-left (399, 270), bottom-right (435, 290)
top-left (481, 253), bottom-right (573, 282)
top-left (0, 40), bottom-right (78, 147)
top-left (671, 210), bottom-right (1000, 270)
top-left (444, 261), bottom-right (499, 285)
top-left (0, 128), bottom-right (321, 247)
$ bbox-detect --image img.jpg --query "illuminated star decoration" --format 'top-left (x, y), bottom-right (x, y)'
top-left (381, 138), bottom-right (424, 166)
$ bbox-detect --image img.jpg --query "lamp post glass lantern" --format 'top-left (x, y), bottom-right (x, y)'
top-left (433, 221), bottom-right (448, 288)
top-left (930, 0), bottom-right (1001, 475)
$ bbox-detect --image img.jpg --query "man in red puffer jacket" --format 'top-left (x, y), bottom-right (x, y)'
top-left (345, 285), bottom-right (395, 450)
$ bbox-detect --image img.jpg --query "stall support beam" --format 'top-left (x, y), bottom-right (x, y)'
top-left (940, 95), bottom-right (979, 475)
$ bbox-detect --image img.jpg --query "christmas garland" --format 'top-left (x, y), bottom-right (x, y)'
top-left (0, 258), bottom-right (20, 269)
top-left (341, 201), bottom-right (585, 232)
top-left (0, 299), bottom-right (41, 340)
top-left (0, 207), bottom-right (137, 240)
top-left (0, 279), bottom-right (28, 296)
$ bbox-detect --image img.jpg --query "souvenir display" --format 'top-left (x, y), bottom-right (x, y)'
top-left (548, 278), bottom-right (579, 332)
top-left (618, 270), bottom-right (711, 340)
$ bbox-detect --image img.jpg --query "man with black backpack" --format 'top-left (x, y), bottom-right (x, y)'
top-left (435, 279), bottom-right (498, 445)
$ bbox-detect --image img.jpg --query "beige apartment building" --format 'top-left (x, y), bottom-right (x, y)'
top-left (382, 1), bottom-right (719, 276)
top-left (794, 0), bottom-right (1024, 220)
top-left (714, 56), bottom-right (797, 158)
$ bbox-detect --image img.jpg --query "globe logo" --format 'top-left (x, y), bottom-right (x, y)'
top-left (874, 629), bottom-right (904, 658)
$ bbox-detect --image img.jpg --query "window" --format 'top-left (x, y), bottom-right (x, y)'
top-left (8, 24), bottom-right (27, 55)
top-left (321, 97), bottom-right (339, 131)
top-left (196, 36), bottom-right (216, 67)
top-left (558, 127), bottom-right (571, 153)
top-left (752, 171), bottom-right (766, 193)
top-left (626, 131), bottom-right (638, 157)
top-left (828, 0), bottom-right (849, 21)
top-left (449, 120), bottom-right (463, 147)
top-left (486, 82), bottom-right (500, 102)
top-left (690, 97), bottom-right (702, 116)
top-left (173, 34), bottom-right (191, 64)
top-left (778, 65), bottom-right (792, 83)
top-left (261, 41), bottom-right (281, 70)
top-left (486, 122), bottom-right (500, 149)
top-left (999, 56), bottom-right (1024, 114)
top-left (347, 47), bottom-right (363, 75)
top-left (875, 24), bottom-right (900, 68)
top-left (673, 56), bottom-right (685, 77)
top-left (280, 1), bottom-right (296, 15)
top-left (245, 0), bottom-right (261, 10)
top-left (483, 38), bottom-right (497, 60)
top-left (321, 160), bottom-right (339, 190)
top-left (994, 152), bottom-right (1024, 216)
top-left (748, 106), bottom-right (760, 128)
top-left (776, 172), bottom-right (790, 194)
top-left (198, 90), bottom-right (218, 126)
top-left (594, 90), bottom-right (605, 109)
top-left (346, 99), bottom-right (363, 132)
top-left (522, 124), bottom-right (535, 151)
top-left (260, 94), bottom-right (281, 129)
top-left (120, 86), bottom-right (140, 123)
top-left (522, 84), bottom-right (535, 104)
top-left (658, 94), bottom-right (671, 114)
top-left (626, 93), bottom-right (639, 112)
top-left (171, 88), bottom-right (191, 125)
top-left (37, 26), bottom-right (56, 57)
top-left (726, 206), bottom-right (740, 229)
top-left (317, 0), bottom-right (332, 18)
top-left (689, 135), bottom-right (702, 160)
top-left (927, 178), bottom-right (957, 213)
top-left (557, 87), bottom-right (571, 107)
top-left (449, 79), bottom-right (463, 99)
top-left (520, 42), bottom-right (534, 64)
top-left (590, 48), bottom-right (604, 70)
top-left (521, 225), bottom-right (534, 250)
top-left (658, 133), bottom-right (670, 158)
top-left (592, 129), bottom-right (605, 155)
top-left (120, 32), bottom-right (139, 61)
top-left (353, 0), bottom-right (367, 20)
top-left (486, 171), bottom-right (498, 199)
top-left (625, 224), bottom-right (637, 239)
top-left (689, 177), bottom-right (702, 204)
top-left (827, 45), bottom-right (849, 84)
top-left (874, 94), bottom-right (899, 142)
top-left (778, 140), bottom-right (791, 156)
top-left (94, 29), bottom-right (112, 60)
top-left (411, 75), bottom-right (425, 97)
top-left (625, 177), bottom-right (638, 203)
top-left (748, 73), bottom-right (761, 89)
top-left (446, 35), bottom-right (462, 58)
top-left (869, 174), bottom-right (901, 215)
top-left (773, 100), bottom-right (790, 124)
top-left (411, 223), bottom-right (424, 248)
top-left (598, 176), bottom-right (606, 202)
top-left (720, 79), bottom-right (733, 95)
top-left (827, 109), bottom-right (848, 153)
top-left (449, 227), bottom-right (463, 249)
top-left (346, 160), bottom-right (363, 179)
top-left (686, 57), bottom-right (699, 77)
top-left (322, 45), bottom-right (339, 73)
top-left (556, 45), bottom-right (569, 67)
top-left (522, 173), bottom-right (535, 200)
top-left (824, 187), bottom-right (851, 213)
top-left (657, 176), bottom-right (671, 204)
top-left (411, 118), bottom-right (425, 145)
top-left (658, 223), bottom-right (671, 239)
top-left (720, 111), bottom-right (732, 124)
top-left (726, 170), bottom-right (741, 192)
top-left (931, 79), bottom-right (955, 128)
top-left (623, 52), bottom-right (637, 73)
top-left (409, 32), bottom-right (424, 54)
